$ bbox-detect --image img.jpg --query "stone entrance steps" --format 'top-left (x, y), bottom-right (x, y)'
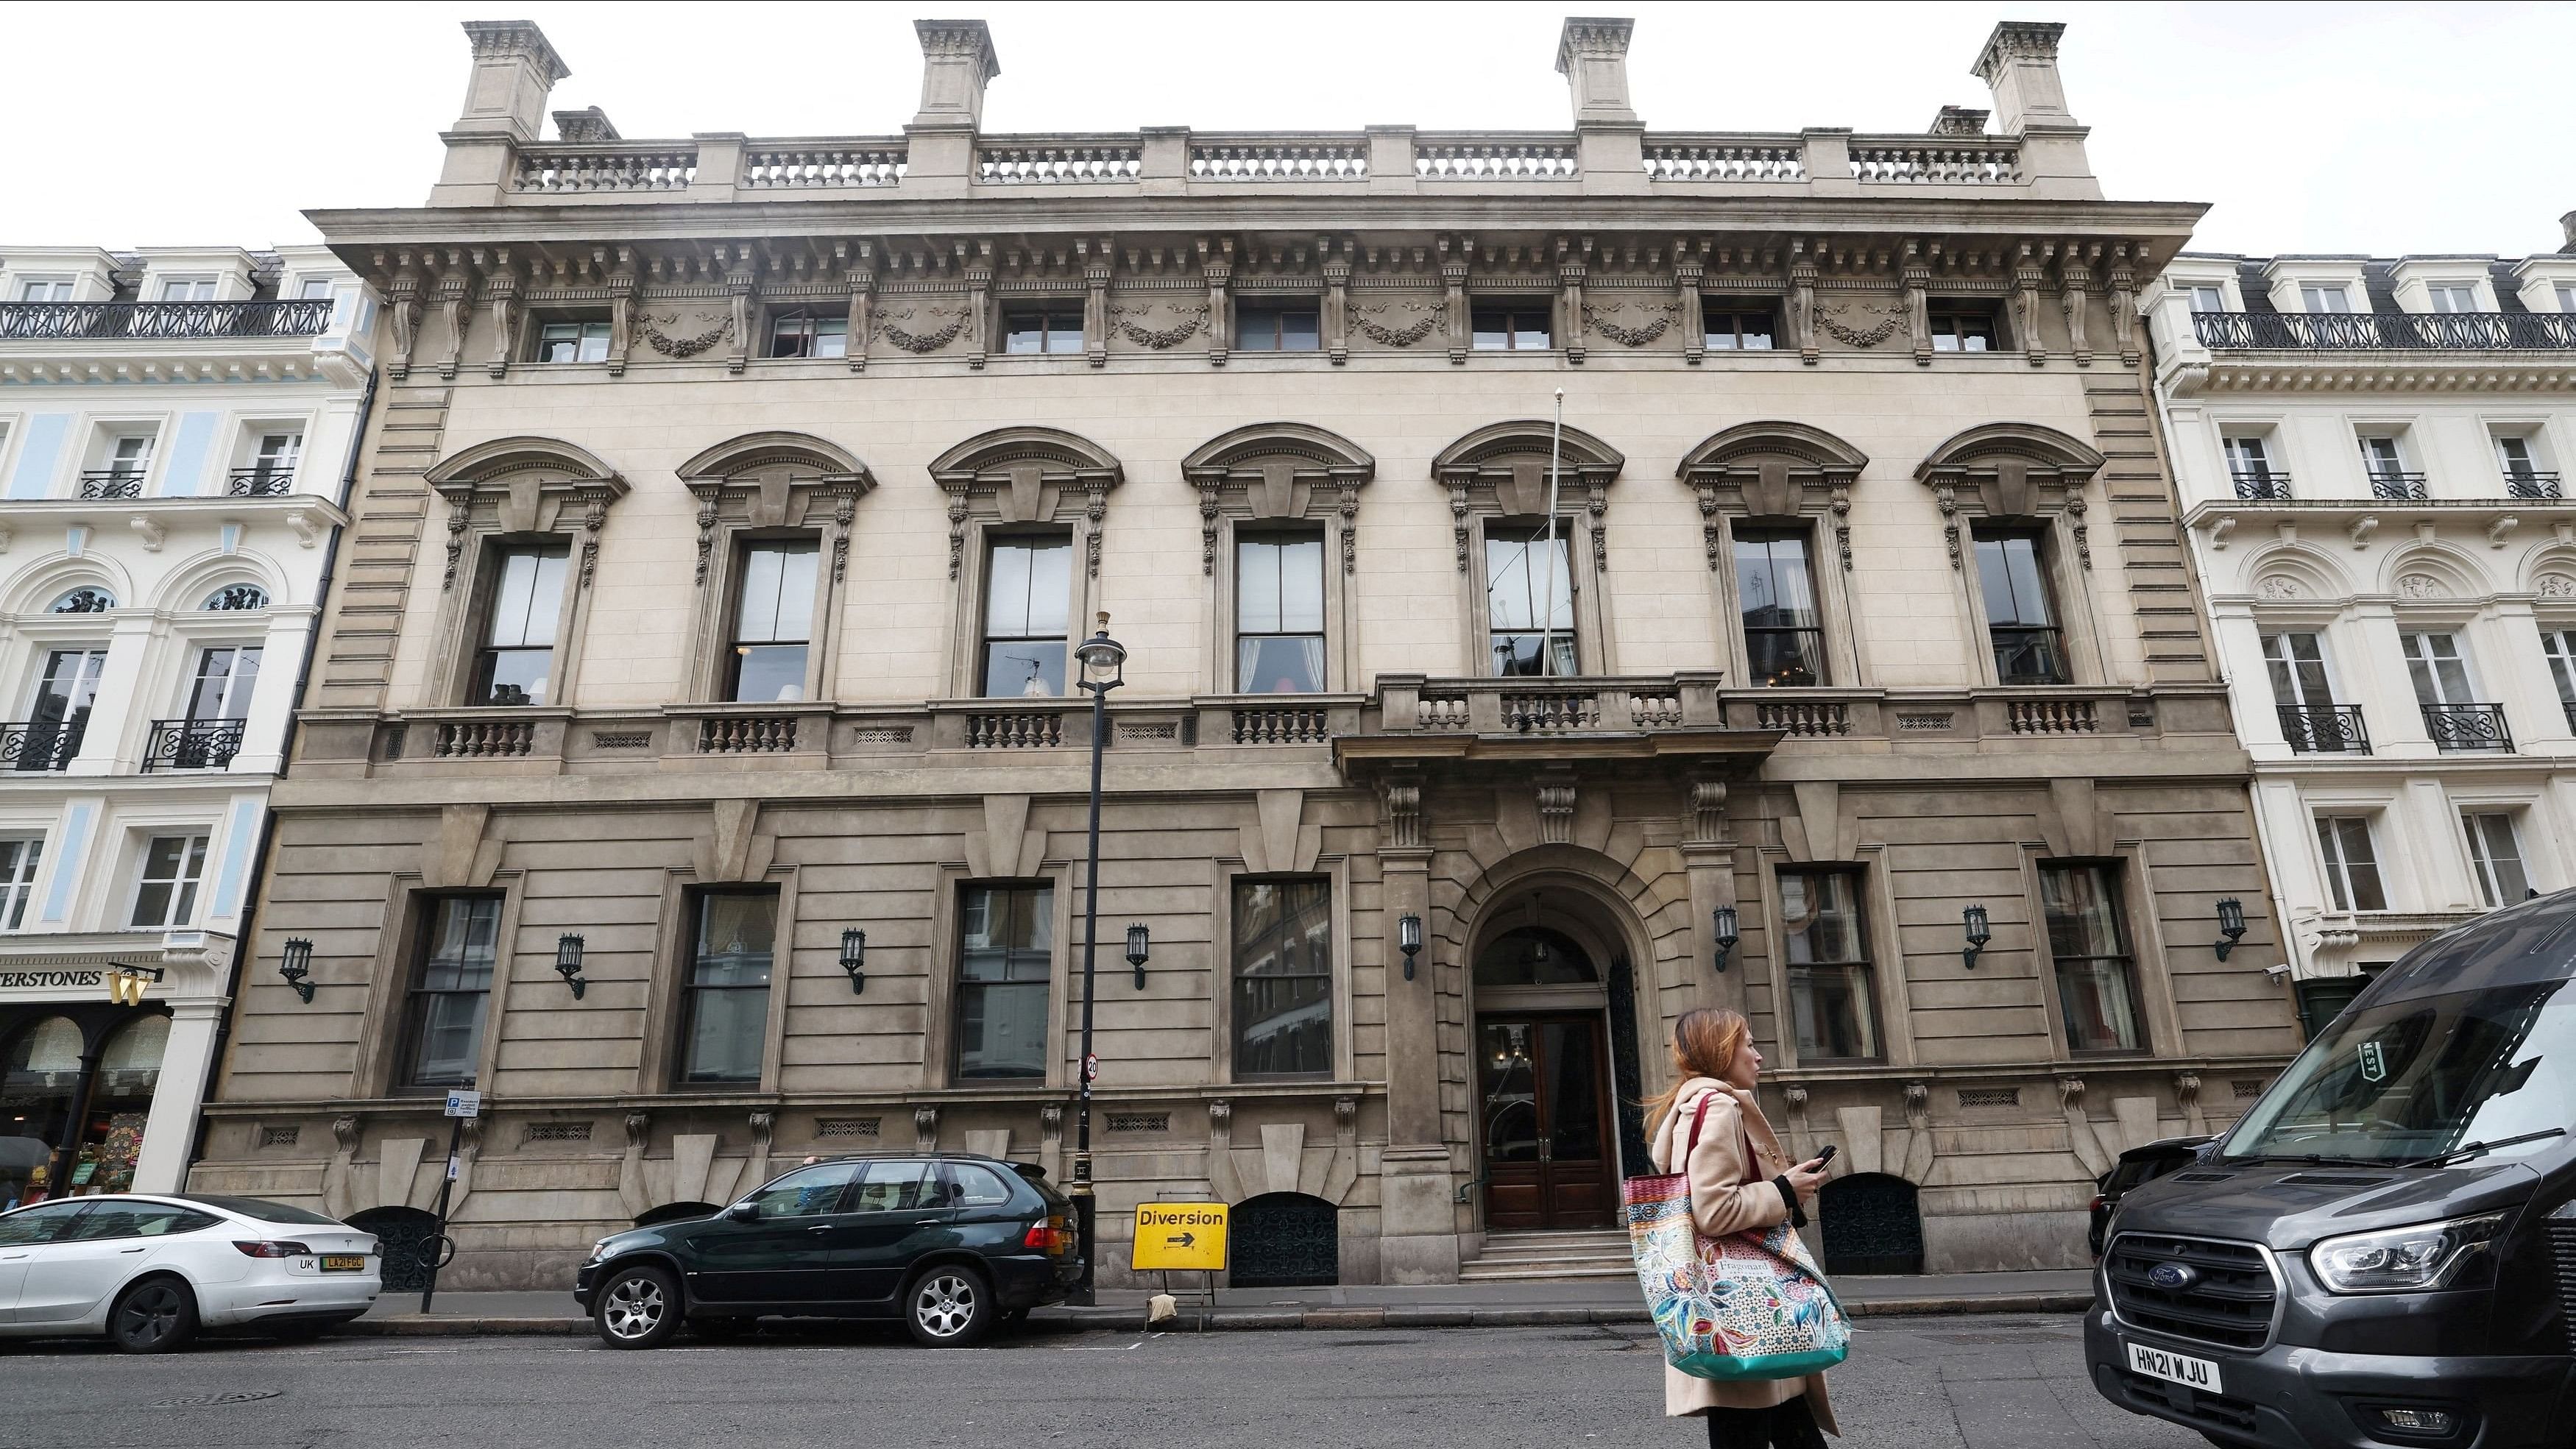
top-left (1458, 1227), bottom-right (1633, 1281)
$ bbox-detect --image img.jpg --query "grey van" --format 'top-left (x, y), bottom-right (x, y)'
top-left (2085, 891), bottom-right (2574, 1448)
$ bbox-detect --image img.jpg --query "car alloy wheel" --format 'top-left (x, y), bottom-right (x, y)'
top-left (113, 1280), bottom-right (194, 1353)
top-left (600, 1272), bottom-right (668, 1342)
top-left (912, 1270), bottom-right (980, 1342)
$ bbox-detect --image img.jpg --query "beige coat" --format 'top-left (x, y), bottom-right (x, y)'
top-left (1649, 1077), bottom-right (1839, 1431)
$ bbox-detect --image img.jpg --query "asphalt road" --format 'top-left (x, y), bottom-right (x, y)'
top-left (0, 1315), bottom-right (2197, 1449)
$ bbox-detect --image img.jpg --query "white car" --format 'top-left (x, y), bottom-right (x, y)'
top-left (0, 1193), bottom-right (381, 1351)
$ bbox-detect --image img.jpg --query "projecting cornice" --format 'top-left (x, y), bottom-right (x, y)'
top-left (307, 197), bottom-right (2206, 256)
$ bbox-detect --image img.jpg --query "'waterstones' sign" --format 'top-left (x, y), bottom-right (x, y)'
top-left (0, 968), bottom-right (107, 992)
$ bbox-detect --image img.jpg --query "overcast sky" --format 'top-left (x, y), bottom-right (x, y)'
top-left (11, 1), bottom-right (2572, 258)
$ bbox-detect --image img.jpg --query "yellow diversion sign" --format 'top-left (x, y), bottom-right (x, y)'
top-left (1130, 1201), bottom-right (1228, 1272)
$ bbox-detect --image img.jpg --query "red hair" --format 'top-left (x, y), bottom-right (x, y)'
top-left (1643, 1007), bottom-right (1750, 1130)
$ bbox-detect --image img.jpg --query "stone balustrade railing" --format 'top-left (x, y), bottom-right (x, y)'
top-left (457, 127), bottom-right (2075, 205)
top-left (1189, 138), bottom-right (1368, 182)
top-left (742, 144), bottom-right (906, 189)
top-left (512, 144), bottom-right (700, 193)
top-left (1413, 135), bottom-right (1580, 180)
top-left (330, 683), bottom-right (2199, 777)
top-left (977, 139), bottom-right (1144, 184)
top-left (1847, 138), bottom-right (2023, 185)
top-left (1641, 137), bottom-right (1807, 182)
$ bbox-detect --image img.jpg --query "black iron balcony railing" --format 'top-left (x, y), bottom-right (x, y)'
top-left (227, 468), bottom-right (294, 496)
top-left (1, 720), bottom-right (84, 772)
top-left (2231, 470), bottom-right (2292, 500)
top-left (2194, 310), bottom-right (2576, 352)
top-left (2368, 471), bottom-right (2430, 500)
top-left (2278, 704), bottom-right (2369, 755)
top-left (2422, 702), bottom-right (2512, 753)
top-left (78, 470), bottom-right (145, 499)
top-left (143, 718), bottom-right (247, 773)
top-left (2505, 471), bottom-right (2564, 500)
top-left (0, 298), bottom-right (334, 341)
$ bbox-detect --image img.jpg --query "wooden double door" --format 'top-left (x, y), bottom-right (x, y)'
top-left (1476, 1014), bottom-right (1616, 1230)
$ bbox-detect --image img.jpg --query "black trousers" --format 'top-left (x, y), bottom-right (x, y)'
top-left (1705, 1395), bottom-right (1827, 1449)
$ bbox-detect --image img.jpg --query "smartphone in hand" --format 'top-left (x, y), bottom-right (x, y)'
top-left (1811, 1143), bottom-right (1839, 1167)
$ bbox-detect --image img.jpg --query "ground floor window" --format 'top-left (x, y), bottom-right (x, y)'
top-left (2041, 863), bottom-right (2146, 1053)
top-left (1232, 879), bottom-right (1331, 1077)
top-left (678, 890), bottom-right (776, 1085)
top-left (956, 883), bottom-right (1052, 1080)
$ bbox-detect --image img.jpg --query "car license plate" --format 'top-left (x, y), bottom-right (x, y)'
top-left (320, 1255), bottom-right (366, 1272)
top-left (2126, 1339), bottom-right (2221, 1393)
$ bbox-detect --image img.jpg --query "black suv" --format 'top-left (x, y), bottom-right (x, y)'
top-left (574, 1154), bottom-right (1078, 1348)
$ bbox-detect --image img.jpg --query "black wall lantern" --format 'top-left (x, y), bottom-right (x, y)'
top-left (1712, 905), bottom-right (1740, 974)
top-left (1398, 913), bottom-right (1423, 980)
top-left (1961, 905), bottom-right (1992, 969)
top-left (277, 937), bottom-right (316, 1004)
top-left (840, 927), bottom-right (866, 994)
top-left (2213, 898), bottom-right (2248, 960)
top-left (554, 933), bottom-right (587, 999)
top-left (1126, 923), bottom-right (1150, 990)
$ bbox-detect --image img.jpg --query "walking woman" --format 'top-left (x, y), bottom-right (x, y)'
top-left (1646, 1007), bottom-right (1839, 1448)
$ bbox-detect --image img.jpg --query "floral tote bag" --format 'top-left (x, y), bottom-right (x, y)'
top-left (1624, 1094), bottom-right (1852, 1381)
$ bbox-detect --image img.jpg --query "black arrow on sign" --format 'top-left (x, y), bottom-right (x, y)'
top-left (1166, 1232), bottom-right (1196, 1247)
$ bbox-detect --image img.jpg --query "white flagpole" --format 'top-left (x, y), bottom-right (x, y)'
top-left (1540, 387), bottom-right (1565, 677)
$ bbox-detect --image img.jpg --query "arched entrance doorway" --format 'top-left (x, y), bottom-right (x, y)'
top-left (1471, 910), bottom-right (1633, 1231)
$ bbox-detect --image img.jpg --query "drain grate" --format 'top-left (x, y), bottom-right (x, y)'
top-left (149, 1390), bottom-right (283, 1408)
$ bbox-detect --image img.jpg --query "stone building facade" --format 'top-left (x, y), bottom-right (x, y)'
top-left (188, 15), bottom-right (2305, 1289)
top-left (2148, 222), bottom-right (2576, 1037)
top-left (0, 243), bottom-right (367, 1208)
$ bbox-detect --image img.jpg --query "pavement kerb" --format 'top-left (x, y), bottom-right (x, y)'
top-left (345, 1292), bottom-right (2094, 1339)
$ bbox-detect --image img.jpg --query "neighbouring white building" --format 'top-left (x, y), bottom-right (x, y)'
top-left (0, 244), bottom-right (367, 1206)
top-left (2150, 216), bottom-right (2576, 1035)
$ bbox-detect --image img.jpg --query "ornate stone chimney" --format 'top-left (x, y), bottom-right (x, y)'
top-left (1970, 21), bottom-right (2098, 201)
top-left (1558, 17), bottom-right (1645, 193)
top-left (2561, 210), bottom-right (2576, 253)
top-left (1557, 18), bottom-right (1638, 127)
top-left (453, 20), bottom-right (570, 143)
top-left (911, 19), bottom-right (1001, 132)
top-left (1971, 21), bottom-right (2073, 132)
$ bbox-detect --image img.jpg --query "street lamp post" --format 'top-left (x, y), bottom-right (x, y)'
top-left (1069, 612), bottom-right (1126, 1305)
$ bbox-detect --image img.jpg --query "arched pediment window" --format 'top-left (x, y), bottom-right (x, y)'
top-left (421, 436), bottom-right (627, 708)
top-left (1916, 423), bottom-right (2109, 688)
top-left (1183, 425), bottom-right (1376, 696)
top-left (672, 433), bottom-right (877, 705)
top-left (1435, 422), bottom-right (1624, 679)
top-left (50, 587), bottom-right (115, 614)
top-left (930, 428), bottom-right (1125, 699)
